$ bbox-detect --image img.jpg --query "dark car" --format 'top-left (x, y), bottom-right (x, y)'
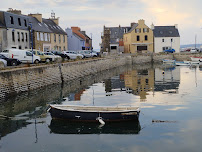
top-left (51, 51), bottom-right (69, 59)
top-left (0, 54), bottom-right (21, 66)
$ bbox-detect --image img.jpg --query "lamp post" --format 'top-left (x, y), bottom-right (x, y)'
top-left (29, 23), bottom-right (34, 63)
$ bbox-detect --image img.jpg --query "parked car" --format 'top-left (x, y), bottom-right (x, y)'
top-left (26, 49), bottom-right (52, 62)
top-left (0, 54), bottom-right (21, 66)
top-left (0, 59), bottom-right (7, 67)
top-left (190, 48), bottom-right (199, 53)
top-left (163, 49), bottom-right (175, 53)
top-left (78, 50), bottom-right (97, 58)
top-left (63, 51), bottom-right (83, 59)
top-left (0, 49), bottom-right (41, 64)
top-left (44, 52), bottom-right (61, 61)
top-left (51, 51), bottom-right (70, 59)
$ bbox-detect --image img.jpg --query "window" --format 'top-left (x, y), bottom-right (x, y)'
top-left (17, 32), bottom-right (20, 41)
top-left (19, 46), bottom-right (22, 49)
top-left (64, 46), bottom-right (65, 51)
top-left (162, 39), bottom-right (164, 42)
top-left (48, 34), bottom-right (50, 41)
top-left (12, 31), bottom-right (15, 42)
top-left (171, 38), bottom-right (173, 42)
top-left (111, 46), bottom-right (117, 50)
top-left (25, 33), bottom-right (28, 42)
top-left (63, 35), bottom-right (65, 43)
top-left (135, 28), bottom-right (141, 33)
top-left (143, 28), bottom-right (149, 33)
top-left (37, 32), bottom-right (40, 41)
top-left (54, 34), bottom-right (56, 42)
top-left (26, 51), bottom-right (32, 56)
top-left (10, 16), bottom-right (14, 24)
top-left (18, 18), bottom-right (21, 26)
top-left (40, 33), bottom-right (44, 41)
top-left (145, 35), bottom-right (148, 41)
top-left (86, 39), bottom-right (89, 43)
top-left (44, 33), bottom-right (48, 41)
top-left (59, 34), bottom-right (61, 43)
top-left (137, 35), bottom-right (140, 41)
top-left (21, 32), bottom-right (24, 42)
top-left (24, 19), bottom-right (27, 27)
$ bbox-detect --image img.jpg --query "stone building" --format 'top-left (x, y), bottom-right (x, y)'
top-left (0, 9), bottom-right (30, 51)
top-left (152, 24), bottom-right (180, 53)
top-left (101, 25), bottom-right (131, 53)
top-left (124, 19), bottom-right (154, 53)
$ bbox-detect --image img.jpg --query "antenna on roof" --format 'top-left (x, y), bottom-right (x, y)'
top-left (51, 10), bottom-right (55, 19)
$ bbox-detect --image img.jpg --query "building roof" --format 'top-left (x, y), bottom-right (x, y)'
top-left (128, 23), bottom-right (138, 33)
top-left (106, 26), bottom-right (131, 44)
top-left (2, 11), bottom-right (29, 30)
top-left (73, 33), bottom-right (85, 41)
top-left (42, 19), bottom-right (67, 35)
top-left (153, 26), bottom-right (180, 37)
top-left (28, 16), bottom-right (52, 33)
top-left (0, 20), bottom-right (5, 28)
top-left (80, 31), bottom-right (91, 39)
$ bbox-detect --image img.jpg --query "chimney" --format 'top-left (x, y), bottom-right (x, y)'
top-left (174, 24), bottom-right (178, 29)
top-left (81, 31), bottom-right (86, 35)
top-left (28, 13), bottom-right (42, 23)
top-left (138, 19), bottom-right (145, 25)
top-left (131, 22), bottom-right (136, 27)
top-left (151, 23), bottom-right (155, 30)
top-left (51, 17), bottom-right (59, 25)
top-left (71, 27), bottom-right (81, 32)
top-left (7, 8), bottom-right (21, 15)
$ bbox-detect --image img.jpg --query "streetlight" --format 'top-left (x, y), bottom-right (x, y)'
top-left (28, 23), bottom-right (34, 63)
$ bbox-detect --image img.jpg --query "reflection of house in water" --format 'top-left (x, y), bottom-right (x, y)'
top-left (124, 69), bottom-right (155, 101)
top-left (105, 75), bottom-right (125, 93)
top-left (68, 90), bottom-right (85, 101)
top-left (154, 67), bottom-right (180, 92)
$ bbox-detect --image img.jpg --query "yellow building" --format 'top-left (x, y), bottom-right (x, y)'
top-left (124, 19), bottom-right (154, 53)
top-left (124, 69), bottom-right (154, 101)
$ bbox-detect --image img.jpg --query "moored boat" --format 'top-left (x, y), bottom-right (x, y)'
top-left (48, 105), bottom-right (140, 122)
top-left (175, 61), bottom-right (190, 66)
top-left (162, 59), bottom-right (175, 63)
top-left (190, 56), bottom-right (202, 62)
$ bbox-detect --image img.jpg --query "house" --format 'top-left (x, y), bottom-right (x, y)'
top-left (152, 24), bottom-right (180, 53)
top-left (124, 19), bottom-right (154, 53)
top-left (28, 14), bottom-right (52, 52)
top-left (101, 25), bottom-right (131, 53)
top-left (42, 14), bottom-right (67, 52)
top-left (0, 9), bottom-right (30, 51)
top-left (28, 12), bottom-right (67, 52)
top-left (71, 27), bottom-right (92, 50)
top-left (66, 27), bottom-right (85, 51)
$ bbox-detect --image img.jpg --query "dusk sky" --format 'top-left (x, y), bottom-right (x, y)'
top-left (1, 0), bottom-right (202, 49)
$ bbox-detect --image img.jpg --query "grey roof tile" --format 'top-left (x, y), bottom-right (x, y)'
top-left (128, 23), bottom-right (138, 33)
top-left (28, 16), bottom-right (52, 33)
top-left (42, 19), bottom-right (67, 35)
top-left (153, 26), bottom-right (180, 37)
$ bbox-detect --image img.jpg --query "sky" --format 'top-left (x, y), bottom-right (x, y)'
top-left (1, 0), bottom-right (202, 49)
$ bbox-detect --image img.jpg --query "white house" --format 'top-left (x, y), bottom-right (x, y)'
top-left (152, 24), bottom-right (180, 53)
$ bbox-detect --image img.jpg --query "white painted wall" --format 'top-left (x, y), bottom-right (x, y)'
top-left (6, 28), bottom-right (30, 50)
top-left (154, 37), bottom-right (180, 53)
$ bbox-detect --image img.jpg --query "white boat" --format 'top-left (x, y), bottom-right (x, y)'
top-left (162, 59), bottom-right (175, 63)
top-left (175, 61), bottom-right (190, 66)
top-left (190, 57), bottom-right (202, 62)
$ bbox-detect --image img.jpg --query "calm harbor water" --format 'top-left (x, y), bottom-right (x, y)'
top-left (1, 65), bottom-right (202, 152)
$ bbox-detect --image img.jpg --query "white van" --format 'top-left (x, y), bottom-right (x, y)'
top-left (0, 49), bottom-right (41, 63)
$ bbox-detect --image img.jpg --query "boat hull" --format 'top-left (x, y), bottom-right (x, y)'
top-left (49, 106), bottom-right (140, 122)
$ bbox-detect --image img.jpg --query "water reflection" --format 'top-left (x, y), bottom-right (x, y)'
top-left (49, 119), bottom-right (141, 134)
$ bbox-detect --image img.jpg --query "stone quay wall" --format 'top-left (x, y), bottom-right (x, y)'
top-left (0, 56), bottom-right (128, 99)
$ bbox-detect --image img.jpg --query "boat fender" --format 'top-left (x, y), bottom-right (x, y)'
top-left (96, 117), bottom-right (105, 125)
top-left (47, 107), bottom-right (51, 112)
top-left (162, 71), bottom-right (165, 75)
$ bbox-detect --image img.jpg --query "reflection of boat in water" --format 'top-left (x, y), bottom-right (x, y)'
top-left (163, 59), bottom-right (175, 64)
top-left (48, 105), bottom-right (140, 122)
top-left (49, 119), bottom-right (141, 134)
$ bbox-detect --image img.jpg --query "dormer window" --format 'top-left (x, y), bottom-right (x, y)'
top-left (135, 28), bottom-right (141, 33)
top-left (10, 16), bottom-right (14, 24)
top-left (24, 19), bottom-right (27, 27)
top-left (18, 18), bottom-right (21, 26)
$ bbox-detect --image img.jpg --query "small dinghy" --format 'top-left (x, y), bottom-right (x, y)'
top-left (48, 105), bottom-right (140, 123)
